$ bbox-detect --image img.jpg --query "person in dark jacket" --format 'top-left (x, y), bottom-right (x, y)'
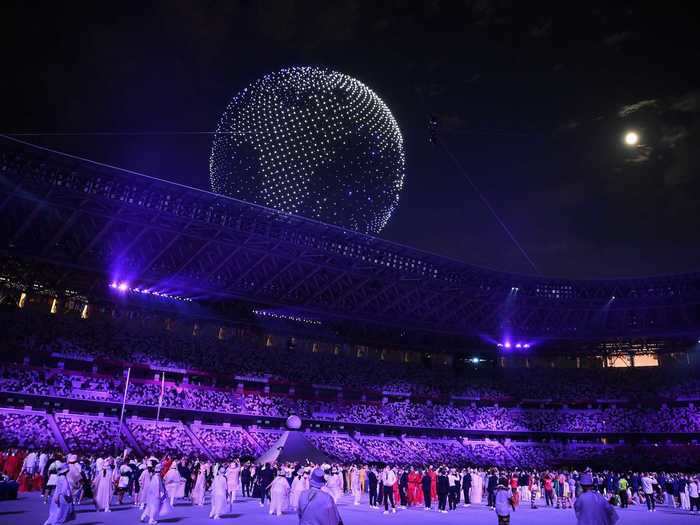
top-left (178, 460), bottom-right (192, 499)
top-left (437, 468), bottom-right (449, 513)
top-left (399, 468), bottom-right (408, 508)
top-left (421, 470), bottom-right (432, 510)
top-left (487, 469), bottom-right (499, 509)
top-left (462, 469), bottom-right (472, 506)
top-left (367, 467), bottom-right (379, 508)
top-left (241, 465), bottom-right (251, 497)
top-left (257, 463), bottom-right (275, 506)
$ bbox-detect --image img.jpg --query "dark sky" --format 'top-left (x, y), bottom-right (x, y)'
top-left (3, 1), bottom-right (700, 278)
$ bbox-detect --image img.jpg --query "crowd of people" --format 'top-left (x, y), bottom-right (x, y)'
top-left (5, 308), bottom-right (700, 524)
top-left (4, 363), bottom-right (700, 435)
top-left (5, 310), bottom-right (700, 406)
top-left (7, 405), bottom-right (700, 474)
top-left (5, 444), bottom-right (700, 525)
top-left (54, 415), bottom-right (123, 456)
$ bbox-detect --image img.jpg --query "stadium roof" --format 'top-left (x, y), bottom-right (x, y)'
top-left (1, 135), bottom-right (699, 340)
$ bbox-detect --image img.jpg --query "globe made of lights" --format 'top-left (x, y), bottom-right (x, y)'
top-left (210, 66), bottom-right (405, 234)
top-left (286, 415), bottom-right (302, 430)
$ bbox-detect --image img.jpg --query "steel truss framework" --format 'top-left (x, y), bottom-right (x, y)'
top-left (1, 136), bottom-right (699, 339)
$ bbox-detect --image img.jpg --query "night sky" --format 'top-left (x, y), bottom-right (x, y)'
top-left (3, 2), bottom-right (699, 278)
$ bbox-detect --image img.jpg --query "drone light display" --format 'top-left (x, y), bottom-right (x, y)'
top-left (210, 66), bottom-right (405, 234)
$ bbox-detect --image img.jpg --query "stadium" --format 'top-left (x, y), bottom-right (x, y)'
top-left (3, 4), bottom-right (700, 525)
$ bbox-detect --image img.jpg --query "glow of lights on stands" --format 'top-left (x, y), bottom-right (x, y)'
top-left (253, 309), bottom-right (321, 325)
top-left (497, 341), bottom-right (531, 350)
top-left (109, 282), bottom-right (192, 302)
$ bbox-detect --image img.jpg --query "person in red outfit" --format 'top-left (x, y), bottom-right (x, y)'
top-left (392, 472), bottom-right (400, 507)
top-left (161, 456), bottom-right (173, 478)
top-left (18, 470), bottom-right (31, 492)
top-left (408, 468), bottom-right (422, 506)
top-left (32, 470), bottom-right (44, 491)
top-left (428, 466), bottom-right (437, 501)
top-left (4, 451), bottom-right (20, 480)
top-left (510, 473), bottom-right (520, 507)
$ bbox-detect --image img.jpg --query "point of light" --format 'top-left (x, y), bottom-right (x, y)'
top-left (117, 282), bottom-right (129, 292)
top-left (470, 357), bottom-right (480, 364)
top-left (515, 343), bottom-right (522, 348)
top-left (624, 131), bottom-right (639, 146)
top-left (523, 343), bottom-right (531, 348)
top-left (504, 342), bottom-right (511, 349)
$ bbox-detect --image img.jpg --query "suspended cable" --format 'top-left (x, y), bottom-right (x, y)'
top-left (437, 138), bottom-right (541, 275)
top-left (0, 131), bottom-right (247, 137)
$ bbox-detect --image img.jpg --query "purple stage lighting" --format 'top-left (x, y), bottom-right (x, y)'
top-left (497, 339), bottom-right (532, 350)
top-left (107, 281), bottom-right (192, 302)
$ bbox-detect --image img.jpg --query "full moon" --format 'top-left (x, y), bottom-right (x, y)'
top-left (624, 131), bottom-right (639, 146)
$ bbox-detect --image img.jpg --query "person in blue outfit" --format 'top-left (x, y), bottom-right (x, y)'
top-left (574, 472), bottom-right (619, 525)
top-left (297, 467), bottom-right (342, 525)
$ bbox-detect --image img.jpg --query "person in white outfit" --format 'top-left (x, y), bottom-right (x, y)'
top-left (470, 469), bottom-right (484, 505)
top-left (116, 463), bottom-right (131, 504)
top-left (163, 462), bottom-right (182, 507)
top-left (688, 479), bottom-right (699, 513)
top-left (381, 466), bottom-right (397, 514)
top-left (289, 470), bottom-right (306, 511)
top-left (93, 458), bottom-right (114, 512)
top-left (209, 465), bottom-right (229, 520)
top-left (226, 461), bottom-right (240, 503)
top-left (65, 455), bottom-right (82, 503)
top-left (137, 461), bottom-right (152, 509)
top-left (44, 460), bottom-right (59, 504)
top-left (39, 452), bottom-right (49, 478)
top-left (680, 476), bottom-right (691, 510)
top-left (350, 466), bottom-right (362, 505)
top-left (141, 462), bottom-right (171, 525)
top-left (23, 451), bottom-right (38, 476)
top-left (191, 463), bottom-right (207, 506)
top-left (324, 467), bottom-right (343, 503)
top-left (43, 462), bottom-right (74, 525)
top-left (269, 471), bottom-right (290, 516)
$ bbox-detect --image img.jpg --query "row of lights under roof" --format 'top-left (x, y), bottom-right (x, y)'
top-left (253, 309), bottom-right (321, 325)
top-left (109, 282), bottom-right (192, 302)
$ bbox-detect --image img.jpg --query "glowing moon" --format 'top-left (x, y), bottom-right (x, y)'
top-left (624, 131), bottom-right (639, 146)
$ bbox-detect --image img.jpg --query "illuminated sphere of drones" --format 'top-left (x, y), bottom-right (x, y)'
top-left (210, 66), bottom-right (405, 234)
